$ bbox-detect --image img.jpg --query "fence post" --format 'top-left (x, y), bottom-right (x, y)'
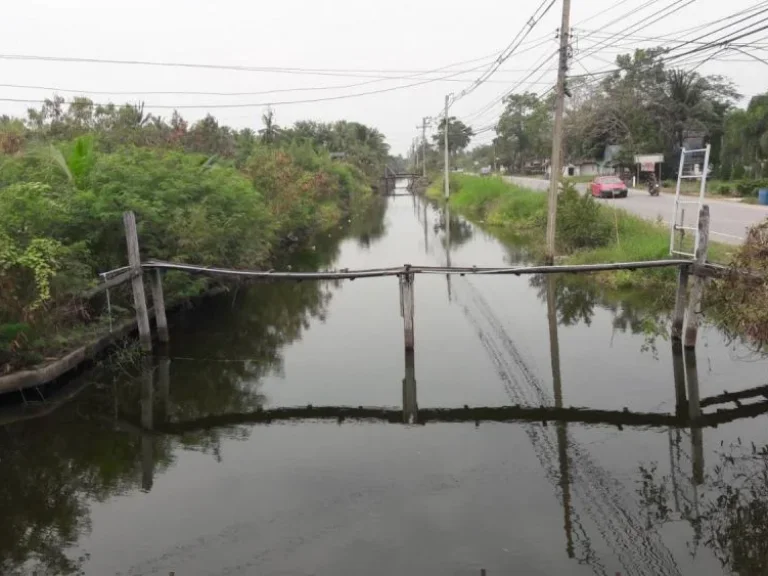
top-left (123, 211), bottom-right (152, 353)
top-left (149, 269), bottom-right (169, 343)
top-left (400, 267), bottom-right (415, 351)
top-left (671, 265), bottom-right (689, 341)
top-left (683, 205), bottom-right (710, 349)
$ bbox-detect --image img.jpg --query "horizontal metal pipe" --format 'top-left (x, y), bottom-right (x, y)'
top-left (141, 259), bottom-right (693, 280)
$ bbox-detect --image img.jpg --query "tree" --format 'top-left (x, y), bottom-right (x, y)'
top-left (495, 92), bottom-right (552, 172)
top-left (432, 116), bottom-right (473, 155)
top-left (562, 48), bottom-right (738, 172)
top-left (722, 92), bottom-right (768, 178)
top-left (259, 106), bottom-right (280, 145)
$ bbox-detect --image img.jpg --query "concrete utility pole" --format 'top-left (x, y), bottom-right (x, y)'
top-left (545, 0), bottom-right (572, 264)
top-left (444, 95), bottom-right (450, 199)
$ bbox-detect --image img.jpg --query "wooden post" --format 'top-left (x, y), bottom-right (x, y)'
top-left (683, 205), bottom-right (710, 349)
top-left (149, 269), bottom-right (169, 343)
top-left (399, 269), bottom-right (415, 350)
top-left (671, 265), bottom-right (689, 341)
top-left (123, 211), bottom-right (152, 353)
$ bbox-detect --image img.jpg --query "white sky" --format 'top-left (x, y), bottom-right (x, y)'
top-left (1, 0), bottom-right (766, 155)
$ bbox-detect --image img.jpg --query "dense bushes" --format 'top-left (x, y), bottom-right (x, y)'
top-left (0, 138), bottom-right (373, 371)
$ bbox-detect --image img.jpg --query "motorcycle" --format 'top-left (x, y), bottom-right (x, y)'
top-left (647, 179), bottom-right (660, 196)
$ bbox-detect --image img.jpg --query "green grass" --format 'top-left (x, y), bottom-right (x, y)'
top-left (563, 174), bottom-right (598, 184)
top-left (428, 174), bottom-right (736, 289)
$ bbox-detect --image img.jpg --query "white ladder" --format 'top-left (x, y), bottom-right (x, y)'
top-left (669, 144), bottom-right (711, 257)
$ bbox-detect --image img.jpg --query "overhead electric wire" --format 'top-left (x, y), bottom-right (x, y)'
top-left (449, 0), bottom-right (558, 106)
top-left (0, 64), bottom-right (500, 109)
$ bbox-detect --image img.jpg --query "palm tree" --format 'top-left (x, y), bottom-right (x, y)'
top-left (259, 107), bottom-right (280, 145)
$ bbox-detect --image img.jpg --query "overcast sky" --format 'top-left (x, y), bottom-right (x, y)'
top-left (2, 0), bottom-right (766, 154)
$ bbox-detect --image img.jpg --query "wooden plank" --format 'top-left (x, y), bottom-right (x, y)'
top-left (80, 269), bottom-right (141, 299)
top-left (123, 211), bottom-right (152, 353)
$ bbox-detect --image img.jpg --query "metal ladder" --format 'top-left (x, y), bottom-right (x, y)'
top-left (669, 144), bottom-right (711, 257)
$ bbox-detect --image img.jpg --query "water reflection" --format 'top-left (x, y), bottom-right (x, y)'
top-left (530, 274), bottom-right (671, 355)
top-left (547, 275), bottom-right (575, 559)
top-left (402, 349), bottom-right (418, 424)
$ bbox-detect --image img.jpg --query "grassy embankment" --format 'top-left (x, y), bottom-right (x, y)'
top-left (427, 174), bottom-right (734, 289)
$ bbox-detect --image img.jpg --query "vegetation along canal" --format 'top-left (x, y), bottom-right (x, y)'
top-left (3, 181), bottom-right (768, 575)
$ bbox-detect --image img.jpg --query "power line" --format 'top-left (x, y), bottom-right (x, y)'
top-left (0, 65), bottom-right (495, 110)
top-left (450, 0), bottom-right (558, 106)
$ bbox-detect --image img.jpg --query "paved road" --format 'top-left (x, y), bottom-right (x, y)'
top-left (505, 175), bottom-right (767, 245)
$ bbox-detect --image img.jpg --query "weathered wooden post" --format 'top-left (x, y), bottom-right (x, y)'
top-left (671, 265), bottom-right (689, 340)
top-left (149, 269), bottom-right (169, 343)
top-left (683, 205), bottom-right (710, 349)
top-left (123, 211), bottom-right (152, 353)
top-left (399, 267), bottom-right (415, 350)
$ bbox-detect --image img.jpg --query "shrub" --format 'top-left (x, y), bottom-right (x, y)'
top-left (555, 183), bottom-right (612, 249)
top-left (717, 183), bottom-right (732, 196)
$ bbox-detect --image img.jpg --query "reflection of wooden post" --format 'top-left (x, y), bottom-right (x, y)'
top-left (684, 206), bottom-right (709, 349)
top-left (123, 211), bottom-right (152, 353)
top-left (445, 205), bottom-right (452, 301)
top-left (400, 270), bottom-right (415, 351)
top-left (149, 269), bottom-right (169, 343)
top-left (141, 357), bottom-right (154, 492)
top-left (547, 276), bottom-right (563, 407)
top-left (684, 349), bottom-right (704, 485)
top-left (671, 341), bottom-right (687, 418)
top-left (547, 276), bottom-right (573, 557)
top-left (158, 354), bottom-right (170, 423)
top-left (402, 349), bottom-right (418, 424)
top-left (671, 265), bottom-right (689, 340)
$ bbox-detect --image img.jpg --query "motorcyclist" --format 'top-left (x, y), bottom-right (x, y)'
top-left (647, 172), bottom-right (660, 196)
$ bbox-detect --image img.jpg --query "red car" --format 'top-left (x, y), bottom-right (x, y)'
top-left (590, 176), bottom-right (628, 198)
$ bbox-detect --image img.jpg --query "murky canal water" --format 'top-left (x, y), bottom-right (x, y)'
top-left (3, 183), bottom-right (768, 575)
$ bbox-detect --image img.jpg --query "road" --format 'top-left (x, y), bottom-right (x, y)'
top-left (505, 175), bottom-right (767, 245)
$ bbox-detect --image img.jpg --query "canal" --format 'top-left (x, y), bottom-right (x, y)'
top-left (2, 182), bottom-right (768, 575)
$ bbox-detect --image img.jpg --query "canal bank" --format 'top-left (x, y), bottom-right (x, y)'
top-left (2, 184), bottom-right (767, 575)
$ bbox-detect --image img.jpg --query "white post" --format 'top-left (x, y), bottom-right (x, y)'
top-left (444, 95), bottom-right (450, 199)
